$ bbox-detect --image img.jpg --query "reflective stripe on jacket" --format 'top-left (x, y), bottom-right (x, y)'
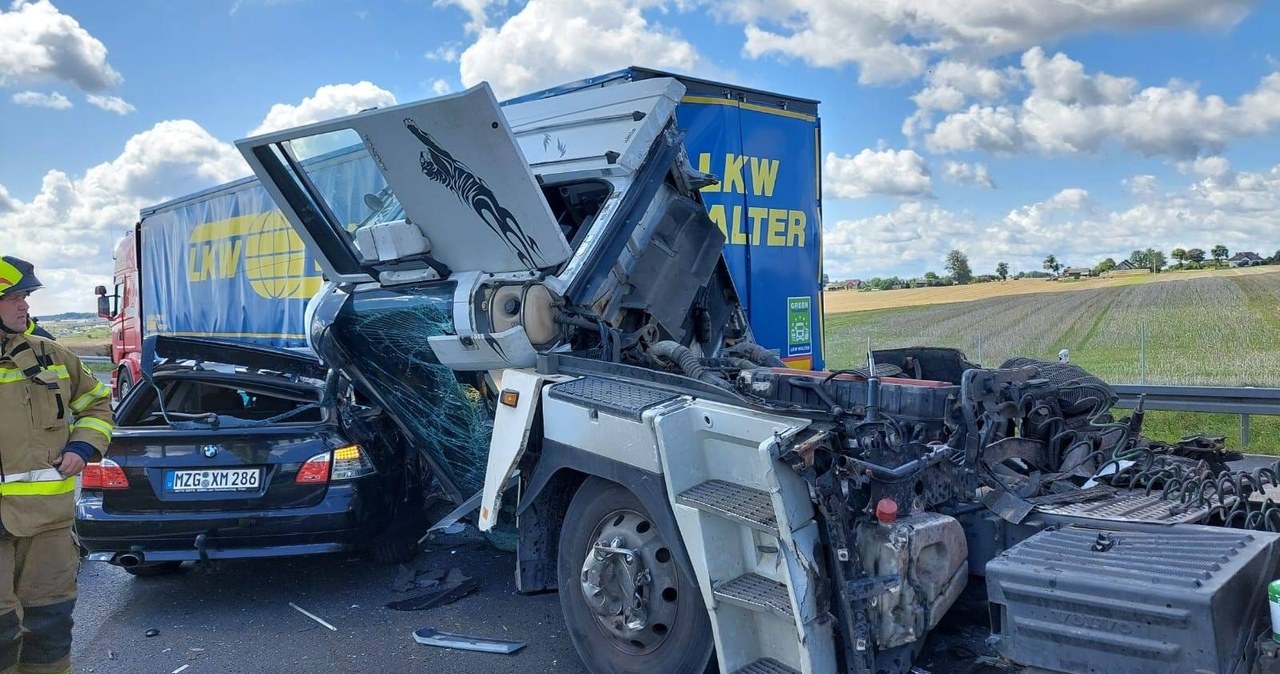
top-left (0, 334), bottom-right (113, 536)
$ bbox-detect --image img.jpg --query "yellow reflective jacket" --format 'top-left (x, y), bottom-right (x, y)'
top-left (0, 333), bottom-right (113, 536)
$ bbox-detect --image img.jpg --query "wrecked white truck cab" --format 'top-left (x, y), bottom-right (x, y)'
top-left (237, 77), bottom-right (1280, 674)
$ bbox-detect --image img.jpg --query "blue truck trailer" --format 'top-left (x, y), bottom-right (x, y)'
top-left (99, 67), bottom-right (823, 398)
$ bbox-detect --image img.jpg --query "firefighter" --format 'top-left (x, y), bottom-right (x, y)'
top-left (24, 318), bottom-right (54, 341)
top-left (0, 256), bottom-right (112, 674)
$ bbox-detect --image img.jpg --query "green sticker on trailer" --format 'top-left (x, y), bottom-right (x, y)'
top-left (787, 296), bottom-right (812, 357)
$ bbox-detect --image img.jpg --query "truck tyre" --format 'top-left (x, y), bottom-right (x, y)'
top-left (116, 367), bottom-right (134, 401)
top-left (558, 477), bottom-right (714, 674)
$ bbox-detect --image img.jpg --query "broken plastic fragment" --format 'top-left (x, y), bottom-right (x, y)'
top-left (412, 627), bottom-right (526, 654)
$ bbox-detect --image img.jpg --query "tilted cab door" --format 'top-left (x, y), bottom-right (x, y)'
top-left (235, 83), bottom-right (573, 285)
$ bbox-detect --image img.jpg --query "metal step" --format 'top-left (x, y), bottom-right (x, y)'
top-left (714, 573), bottom-right (793, 620)
top-left (732, 658), bottom-right (799, 674)
top-left (676, 480), bottom-right (778, 536)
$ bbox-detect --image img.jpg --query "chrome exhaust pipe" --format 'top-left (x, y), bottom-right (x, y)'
top-left (115, 552), bottom-right (144, 568)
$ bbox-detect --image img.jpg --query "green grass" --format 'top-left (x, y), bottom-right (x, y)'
top-left (1139, 411), bottom-right (1280, 455)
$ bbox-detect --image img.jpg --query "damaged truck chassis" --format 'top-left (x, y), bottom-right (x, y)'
top-left (234, 73), bottom-right (1280, 674)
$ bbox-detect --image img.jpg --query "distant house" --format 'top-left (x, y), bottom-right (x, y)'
top-left (1062, 266), bottom-right (1092, 279)
top-left (1229, 251), bottom-right (1264, 267)
top-left (824, 279), bottom-right (863, 291)
top-left (1114, 260), bottom-right (1137, 271)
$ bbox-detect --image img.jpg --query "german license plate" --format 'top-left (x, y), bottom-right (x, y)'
top-left (166, 469), bottom-right (261, 492)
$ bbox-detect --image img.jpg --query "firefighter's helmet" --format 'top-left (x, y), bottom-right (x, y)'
top-left (0, 256), bottom-right (42, 298)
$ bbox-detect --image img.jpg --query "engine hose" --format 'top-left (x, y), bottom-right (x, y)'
top-left (649, 341), bottom-right (731, 389)
top-left (1126, 458), bottom-right (1280, 531)
top-left (1266, 506), bottom-right (1280, 532)
top-left (724, 341), bottom-right (786, 368)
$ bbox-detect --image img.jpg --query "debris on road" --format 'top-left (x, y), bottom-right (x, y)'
top-left (289, 602), bottom-right (338, 631)
top-left (386, 577), bottom-right (479, 611)
top-left (412, 626), bottom-right (526, 654)
top-left (172, 666), bottom-right (190, 674)
top-left (392, 565), bottom-right (448, 593)
top-left (144, 629), bottom-right (159, 638)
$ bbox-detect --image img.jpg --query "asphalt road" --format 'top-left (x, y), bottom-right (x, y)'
top-left (71, 532), bottom-right (589, 674)
top-left (69, 530), bottom-right (1008, 674)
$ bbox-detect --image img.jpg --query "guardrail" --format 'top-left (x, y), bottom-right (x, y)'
top-left (1111, 384), bottom-right (1280, 446)
top-left (80, 355), bottom-right (111, 364)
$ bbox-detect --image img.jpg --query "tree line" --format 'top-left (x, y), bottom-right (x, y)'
top-left (843, 243), bottom-right (1278, 292)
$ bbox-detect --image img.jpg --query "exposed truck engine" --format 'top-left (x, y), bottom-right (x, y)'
top-left (233, 74), bottom-right (1280, 674)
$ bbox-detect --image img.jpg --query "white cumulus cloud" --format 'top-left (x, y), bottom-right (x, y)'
top-left (941, 161), bottom-right (995, 188)
top-left (0, 0), bottom-right (122, 92)
top-left (11, 90), bottom-right (70, 109)
top-left (827, 163), bottom-right (1280, 282)
top-left (425, 44), bottom-right (461, 63)
top-left (86, 93), bottom-right (135, 114)
top-left (921, 48), bottom-right (1280, 159)
top-left (824, 202), bottom-right (977, 279)
top-left (824, 149), bottom-right (932, 199)
top-left (249, 81), bottom-right (397, 136)
top-left (0, 184), bottom-right (17, 213)
top-left (927, 104), bottom-right (1023, 154)
top-left (731, 0), bottom-right (1252, 84)
top-left (1123, 174), bottom-right (1159, 198)
top-left (434, 0), bottom-right (502, 33)
top-left (430, 78), bottom-right (452, 96)
top-left (457, 0), bottom-right (700, 99)
top-left (0, 120), bottom-right (247, 315)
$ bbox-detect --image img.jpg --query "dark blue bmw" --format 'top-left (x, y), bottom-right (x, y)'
top-left (74, 337), bottom-right (424, 576)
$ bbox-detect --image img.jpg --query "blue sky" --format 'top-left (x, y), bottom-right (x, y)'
top-left (2, 0), bottom-right (1279, 313)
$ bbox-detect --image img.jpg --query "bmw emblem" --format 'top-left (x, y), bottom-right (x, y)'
top-left (201, 444), bottom-right (219, 459)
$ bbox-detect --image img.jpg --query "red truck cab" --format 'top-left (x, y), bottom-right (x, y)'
top-left (95, 227), bottom-right (142, 400)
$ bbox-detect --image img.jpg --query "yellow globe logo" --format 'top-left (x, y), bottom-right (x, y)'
top-left (243, 213), bottom-right (323, 300)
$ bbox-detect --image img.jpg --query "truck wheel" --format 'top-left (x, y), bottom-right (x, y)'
top-left (116, 367), bottom-right (134, 400)
top-left (558, 477), bottom-right (714, 674)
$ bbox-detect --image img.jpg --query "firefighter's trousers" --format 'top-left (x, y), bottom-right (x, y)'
top-left (0, 527), bottom-right (77, 674)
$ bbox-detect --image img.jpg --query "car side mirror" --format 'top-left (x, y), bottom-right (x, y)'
top-left (96, 295), bottom-right (115, 320)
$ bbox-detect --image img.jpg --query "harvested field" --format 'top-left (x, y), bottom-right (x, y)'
top-left (824, 271), bottom-right (1280, 387)
top-left (823, 265), bottom-right (1280, 313)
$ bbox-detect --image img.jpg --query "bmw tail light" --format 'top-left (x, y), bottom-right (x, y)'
top-left (295, 453), bottom-right (331, 484)
top-left (82, 459), bottom-right (129, 490)
top-left (331, 445), bottom-right (376, 481)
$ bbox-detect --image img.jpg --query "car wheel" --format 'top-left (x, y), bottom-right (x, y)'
top-left (558, 477), bottom-right (714, 674)
top-left (116, 367), bottom-right (134, 401)
top-left (122, 561), bottom-right (183, 577)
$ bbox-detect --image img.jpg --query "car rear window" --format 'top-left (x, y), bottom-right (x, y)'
top-left (123, 379), bottom-right (323, 427)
